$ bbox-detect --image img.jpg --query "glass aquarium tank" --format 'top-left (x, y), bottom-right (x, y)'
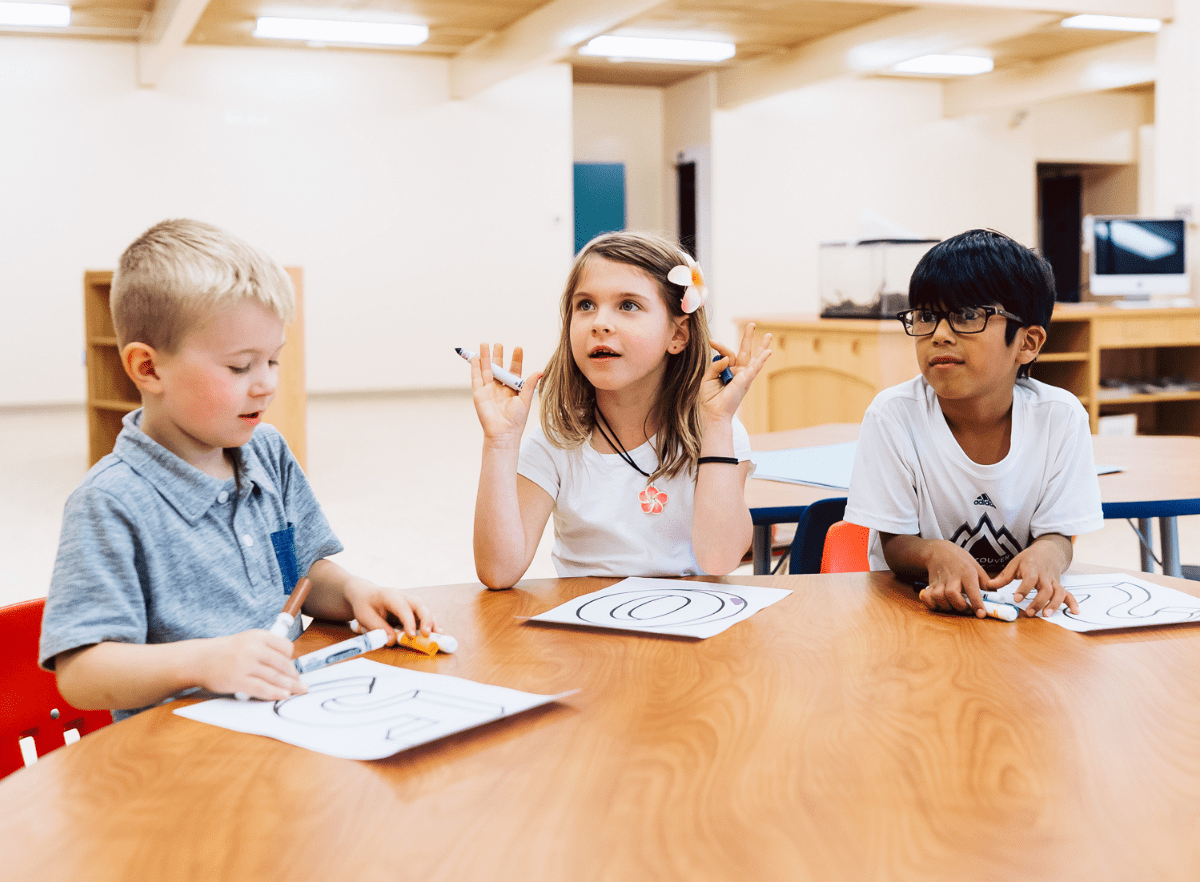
top-left (819, 238), bottom-right (940, 319)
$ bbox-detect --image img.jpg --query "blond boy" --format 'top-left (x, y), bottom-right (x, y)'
top-left (40, 219), bottom-right (433, 719)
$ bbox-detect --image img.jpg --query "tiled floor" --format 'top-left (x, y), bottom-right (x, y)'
top-left (3, 393), bottom-right (1199, 609)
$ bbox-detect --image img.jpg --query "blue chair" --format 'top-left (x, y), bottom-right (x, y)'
top-left (787, 498), bottom-right (848, 575)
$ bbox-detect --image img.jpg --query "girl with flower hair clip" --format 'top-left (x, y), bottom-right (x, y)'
top-left (470, 230), bottom-right (772, 589)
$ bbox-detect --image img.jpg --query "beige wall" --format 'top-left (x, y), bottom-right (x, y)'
top-left (0, 29), bottom-right (1185, 407)
top-left (705, 76), bottom-right (1155, 343)
top-left (572, 84), bottom-right (666, 234)
top-left (0, 38), bottom-right (573, 406)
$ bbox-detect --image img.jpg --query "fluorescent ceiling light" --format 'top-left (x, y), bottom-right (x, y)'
top-left (891, 54), bottom-right (994, 76)
top-left (579, 35), bottom-right (735, 63)
top-left (1061, 14), bottom-right (1161, 33)
top-left (0, 2), bottom-right (70, 27)
top-left (254, 17), bottom-right (428, 46)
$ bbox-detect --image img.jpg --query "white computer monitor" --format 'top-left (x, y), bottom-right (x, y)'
top-left (1086, 216), bottom-right (1189, 299)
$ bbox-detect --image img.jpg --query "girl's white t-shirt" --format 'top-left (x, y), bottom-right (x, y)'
top-left (845, 376), bottom-right (1104, 572)
top-left (518, 417), bottom-right (753, 578)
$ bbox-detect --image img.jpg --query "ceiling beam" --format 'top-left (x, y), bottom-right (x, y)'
top-left (943, 34), bottom-right (1155, 117)
top-left (449, 0), bottom-right (665, 100)
top-left (717, 7), bottom-right (1055, 109)
top-left (137, 0), bottom-right (210, 87)
top-left (810, 0), bottom-right (1172, 18)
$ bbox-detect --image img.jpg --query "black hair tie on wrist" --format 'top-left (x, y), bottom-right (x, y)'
top-left (697, 456), bottom-right (739, 465)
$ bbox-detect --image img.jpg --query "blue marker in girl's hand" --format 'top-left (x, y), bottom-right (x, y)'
top-left (713, 355), bottom-right (734, 385)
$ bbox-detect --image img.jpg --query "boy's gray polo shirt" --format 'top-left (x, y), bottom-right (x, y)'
top-left (40, 410), bottom-right (342, 719)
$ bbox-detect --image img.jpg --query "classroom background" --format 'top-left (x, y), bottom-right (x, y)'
top-left (3, 0), bottom-right (1198, 607)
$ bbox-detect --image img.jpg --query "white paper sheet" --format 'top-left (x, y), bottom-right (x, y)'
top-left (528, 577), bottom-right (792, 639)
top-left (1006, 573), bottom-right (1200, 633)
top-left (174, 658), bottom-right (566, 760)
top-left (749, 442), bottom-right (857, 490)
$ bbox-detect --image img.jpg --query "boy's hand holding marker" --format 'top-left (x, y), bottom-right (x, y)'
top-left (915, 536), bottom-right (1078, 619)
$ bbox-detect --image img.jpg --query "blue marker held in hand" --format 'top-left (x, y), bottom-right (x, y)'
top-left (713, 355), bottom-right (733, 385)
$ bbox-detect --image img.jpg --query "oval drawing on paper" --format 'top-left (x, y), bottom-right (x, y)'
top-left (576, 589), bottom-right (748, 628)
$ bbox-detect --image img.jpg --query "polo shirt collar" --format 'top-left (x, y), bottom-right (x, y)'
top-left (113, 409), bottom-right (277, 524)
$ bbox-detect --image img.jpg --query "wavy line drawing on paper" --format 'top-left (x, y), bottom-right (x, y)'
top-left (174, 658), bottom-right (562, 760)
top-left (1015, 574), bottom-right (1200, 633)
top-left (530, 576), bottom-right (792, 639)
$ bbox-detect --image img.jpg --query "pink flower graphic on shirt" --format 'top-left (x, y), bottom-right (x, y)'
top-left (639, 485), bottom-right (668, 515)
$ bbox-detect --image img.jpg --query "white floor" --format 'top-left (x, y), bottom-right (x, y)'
top-left (3, 392), bottom-right (1198, 609)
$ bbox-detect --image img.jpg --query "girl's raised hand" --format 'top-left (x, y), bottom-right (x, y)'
top-left (699, 323), bottom-right (772, 423)
top-left (471, 343), bottom-right (541, 445)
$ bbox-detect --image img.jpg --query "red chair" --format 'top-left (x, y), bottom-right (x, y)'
top-left (820, 521), bottom-right (871, 573)
top-left (0, 598), bottom-right (112, 778)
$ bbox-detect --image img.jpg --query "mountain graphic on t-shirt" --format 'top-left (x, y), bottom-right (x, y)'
top-left (949, 512), bottom-right (1023, 571)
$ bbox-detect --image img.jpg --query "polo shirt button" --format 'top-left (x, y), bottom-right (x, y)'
top-left (241, 535), bottom-right (254, 547)
top-left (217, 491), bottom-right (229, 504)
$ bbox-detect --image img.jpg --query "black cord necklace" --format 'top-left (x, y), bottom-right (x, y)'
top-left (593, 407), bottom-right (652, 478)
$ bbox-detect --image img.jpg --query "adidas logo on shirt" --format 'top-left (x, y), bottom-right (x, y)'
top-left (974, 493), bottom-right (996, 508)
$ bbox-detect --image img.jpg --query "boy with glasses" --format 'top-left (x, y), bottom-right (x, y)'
top-left (845, 229), bottom-right (1104, 618)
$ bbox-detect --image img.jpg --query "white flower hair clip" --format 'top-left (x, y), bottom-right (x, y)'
top-left (667, 252), bottom-right (708, 314)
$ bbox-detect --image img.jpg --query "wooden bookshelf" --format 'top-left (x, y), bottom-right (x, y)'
top-left (83, 269), bottom-right (307, 468)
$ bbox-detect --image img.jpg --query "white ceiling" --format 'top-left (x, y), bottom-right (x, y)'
top-left (10, 0), bottom-right (1170, 103)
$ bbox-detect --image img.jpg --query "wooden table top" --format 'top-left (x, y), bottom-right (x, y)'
top-left (5, 568), bottom-right (1200, 881)
top-left (746, 425), bottom-right (1200, 516)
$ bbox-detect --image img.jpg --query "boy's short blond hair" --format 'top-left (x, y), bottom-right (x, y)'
top-left (111, 219), bottom-right (296, 351)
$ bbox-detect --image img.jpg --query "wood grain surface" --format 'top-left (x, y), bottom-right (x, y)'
top-left (5, 569), bottom-right (1200, 881)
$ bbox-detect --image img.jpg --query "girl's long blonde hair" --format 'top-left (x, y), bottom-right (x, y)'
top-left (539, 231), bottom-right (712, 483)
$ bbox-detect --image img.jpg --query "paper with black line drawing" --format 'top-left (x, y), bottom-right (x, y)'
top-left (1005, 573), bottom-right (1200, 633)
top-left (528, 577), bottom-right (791, 639)
top-left (174, 659), bottom-right (567, 760)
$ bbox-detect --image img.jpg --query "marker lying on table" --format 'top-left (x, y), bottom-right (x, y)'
top-left (293, 629), bottom-right (388, 674)
top-left (456, 347), bottom-right (525, 393)
top-left (352, 620), bottom-right (458, 656)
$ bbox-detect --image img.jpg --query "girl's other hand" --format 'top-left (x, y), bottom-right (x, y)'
top-left (471, 343), bottom-right (541, 446)
top-left (699, 323), bottom-right (772, 423)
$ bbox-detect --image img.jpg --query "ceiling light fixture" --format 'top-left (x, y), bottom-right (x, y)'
top-left (0, 1), bottom-right (70, 27)
top-left (1060, 14), bottom-right (1162, 33)
top-left (253, 17), bottom-right (428, 46)
top-left (891, 54), bottom-right (994, 76)
top-left (579, 35), bottom-right (735, 63)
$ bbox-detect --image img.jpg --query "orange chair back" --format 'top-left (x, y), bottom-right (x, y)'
top-left (820, 521), bottom-right (871, 574)
top-left (0, 598), bottom-right (112, 778)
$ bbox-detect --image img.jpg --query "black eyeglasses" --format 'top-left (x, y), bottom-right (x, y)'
top-left (896, 305), bottom-right (1025, 337)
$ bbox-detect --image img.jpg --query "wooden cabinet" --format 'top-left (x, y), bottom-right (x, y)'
top-left (733, 315), bottom-right (917, 433)
top-left (83, 269), bottom-right (308, 468)
top-left (1035, 303), bottom-right (1200, 435)
top-left (737, 305), bottom-right (1200, 435)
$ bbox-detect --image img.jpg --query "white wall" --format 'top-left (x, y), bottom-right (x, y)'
top-left (707, 75), bottom-right (1155, 341)
top-left (572, 84), bottom-right (665, 233)
top-left (0, 38), bottom-right (574, 406)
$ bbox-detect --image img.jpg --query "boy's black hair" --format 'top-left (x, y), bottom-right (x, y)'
top-left (908, 229), bottom-right (1056, 378)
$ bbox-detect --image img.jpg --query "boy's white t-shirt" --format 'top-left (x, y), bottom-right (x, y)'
top-left (518, 417), bottom-right (753, 577)
top-left (845, 376), bottom-right (1104, 572)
